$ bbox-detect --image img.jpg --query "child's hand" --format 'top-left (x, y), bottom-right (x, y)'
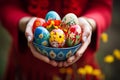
top-left (25, 17), bottom-right (59, 67)
top-left (60, 17), bottom-right (96, 67)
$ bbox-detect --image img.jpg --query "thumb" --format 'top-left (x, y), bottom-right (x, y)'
top-left (82, 32), bottom-right (89, 42)
top-left (78, 17), bottom-right (91, 42)
top-left (25, 17), bottom-right (37, 42)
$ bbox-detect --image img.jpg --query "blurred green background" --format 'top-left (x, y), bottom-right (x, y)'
top-left (0, 0), bottom-right (120, 80)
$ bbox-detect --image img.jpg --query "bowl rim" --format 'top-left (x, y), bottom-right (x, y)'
top-left (33, 42), bottom-right (82, 50)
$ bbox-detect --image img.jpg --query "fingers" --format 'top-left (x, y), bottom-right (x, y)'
top-left (25, 17), bottom-right (67, 67)
top-left (74, 17), bottom-right (92, 59)
top-left (67, 56), bottom-right (76, 63)
top-left (79, 17), bottom-right (92, 31)
top-left (60, 17), bottom-right (93, 67)
top-left (57, 56), bottom-right (76, 67)
top-left (49, 60), bottom-right (58, 67)
top-left (75, 36), bottom-right (91, 56)
top-left (63, 54), bottom-right (82, 67)
top-left (25, 17), bottom-right (58, 67)
top-left (64, 35), bottom-right (91, 67)
top-left (63, 56), bottom-right (80, 67)
top-left (28, 42), bottom-right (50, 62)
top-left (75, 30), bottom-right (92, 58)
top-left (78, 17), bottom-right (92, 42)
top-left (58, 62), bottom-right (63, 67)
top-left (25, 17), bottom-right (37, 42)
top-left (28, 42), bottom-right (57, 67)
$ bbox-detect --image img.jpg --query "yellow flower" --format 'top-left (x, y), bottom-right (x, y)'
top-left (56, 32), bottom-right (65, 44)
top-left (104, 55), bottom-right (114, 63)
top-left (92, 69), bottom-right (101, 77)
top-left (36, 21), bottom-right (41, 26)
top-left (42, 41), bottom-right (47, 46)
top-left (59, 68), bottom-right (66, 74)
top-left (84, 65), bottom-right (93, 74)
top-left (77, 65), bottom-right (93, 75)
top-left (66, 67), bottom-right (73, 75)
top-left (92, 69), bottom-right (105, 80)
top-left (39, 34), bottom-right (43, 39)
top-left (77, 68), bottom-right (86, 75)
top-left (101, 33), bottom-right (108, 43)
top-left (47, 20), bottom-right (55, 29)
top-left (51, 20), bottom-right (55, 24)
top-left (113, 49), bottom-right (120, 60)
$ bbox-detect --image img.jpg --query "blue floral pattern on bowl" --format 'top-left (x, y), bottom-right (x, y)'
top-left (33, 42), bottom-right (82, 61)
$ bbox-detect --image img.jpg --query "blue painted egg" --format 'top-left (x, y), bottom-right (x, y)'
top-left (34, 26), bottom-right (50, 46)
top-left (45, 11), bottom-right (61, 21)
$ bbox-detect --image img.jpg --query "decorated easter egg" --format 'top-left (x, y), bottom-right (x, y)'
top-left (49, 29), bottom-right (65, 48)
top-left (45, 11), bottom-right (61, 21)
top-left (61, 13), bottom-right (79, 33)
top-left (34, 26), bottom-right (50, 46)
top-left (66, 24), bottom-right (82, 47)
top-left (32, 18), bottom-right (45, 32)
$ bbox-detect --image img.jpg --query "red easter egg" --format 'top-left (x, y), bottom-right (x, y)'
top-left (32, 18), bottom-right (45, 33)
top-left (66, 24), bottom-right (82, 47)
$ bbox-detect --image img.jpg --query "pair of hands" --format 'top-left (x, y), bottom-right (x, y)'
top-left (20, 17), bottom-right (95, 67)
